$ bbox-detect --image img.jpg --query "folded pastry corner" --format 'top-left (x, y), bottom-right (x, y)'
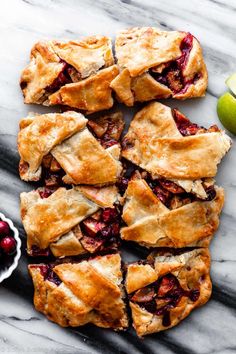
top-left (121, 176), bottom-right (224, 248)
top-left (121, 101), bottom-right (231, 180)
top-left (29, 253), bottom-right (128, 330)
top-left (21, 185), bottom-right (122, 257)
top-left (20, 36), bottom-right (118, 113)
top-left (125, 248), bottom-right (211, 336)
top-left (111, 27), bottom-right (208, 105)
top-left (18, 110), bottom-right (124, 186)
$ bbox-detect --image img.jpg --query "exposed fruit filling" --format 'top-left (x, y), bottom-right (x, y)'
top-left (80, 207), bottom-right (121, 253)
top-left (146, 175), bottom-right (216, 208)
top-left (45, 60), bottom-right (80, 94)
top-left (172, 109), bottom-right (220, 136)
top-left (129, 273), bottom-right (200, 327)
top-left (117, 161), bottom-right (216, 206)
top-left (30, 207), bottom-right (121, 257)
top-left (31, 264), bottom-right (62, 286)
top-left (87, 115), bottom-right (124, 149)
top-left (0, 219), bottom-right (17, 266)
top-left (150, 33), bottom-right (198, 94)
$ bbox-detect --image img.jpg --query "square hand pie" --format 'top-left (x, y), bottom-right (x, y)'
top-left (21, 185), bottom-right (121, 257)
top-left (110, 27), bottom-right (208, 106)
top-left (29, 253), bottom-right (128, 330)
top-left (18, 111), bottom-right (124, 186)
top-left (121, 177), bottom-right (224, 248)
top-left (125, 248), bottom-right (211, 336)
top-left (20, 36), bottom-right (119, 113)
top-left (122, 102), bottom-right (231, 180)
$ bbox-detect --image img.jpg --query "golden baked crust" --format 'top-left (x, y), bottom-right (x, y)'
top-left (20, 36), bottom-right (118, 113)
top-left (52, 126), bottom-right (122, 185)
top-left (111, 27), bottom-right (207, 104)
top-left (122, 102), bottom-right (231, 179)
top-left (48, 65), bottom-right (119, 114)
top-left (18, 111), bottom-right (123, 185)
top-left (29, 254), bottom-right (128, 330)
top-left (121, 179), bottom-right (224, 248)
top-left (126, 248), bottom-right (212, 336)
top-left (21, 185), bottom-right (119, 256)
top-left (18, 111), bottom-right (87, 181)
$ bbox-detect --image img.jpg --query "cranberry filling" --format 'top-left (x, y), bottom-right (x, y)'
top-left (31, 264), bottom-right (61, 286)
top-left (172, 109), bottom-right (221, 137)
top-left (45, 60), bottom-right (78, 94)
top-left (172, 108), bottom-right (202, 136)
top-left (116, 176), bottom-right (129, 195)
top-left (151, 33), bottom-right (197, 94)
top-left (80, 207), bottom-right (121, 253)
top-left (130, 273), bottom-right (200, 327)
top-left (38, 154), bottom-right (66, 197)
top-left (30, 245), bottom-right (50, 257)
top-left (38, 187), bottom-right (56, 199)
top-left (88, 119), bottom-right (121, 150)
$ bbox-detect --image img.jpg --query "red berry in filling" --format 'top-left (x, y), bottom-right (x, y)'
top-left (159, 179), bottom-right (185, 194)
top-left (157, 275), bottom-right (177, 297)
top-left (152, 185), bottom-right (171, 206)
top-left (131, 287), bottom-right (156, 303)
top-left (0, 236), bottom-right (16, 255)
top-left (82, 218), bottom-right (106, 238)
top-left (102, 208), bottom-right (118, 223)
top-left (38, 187), bottom-right (55, 199)
top-left (116, 176), bottom-right (129, 195)
top-left (30, 245), bottom-right (50, 257)
top-left (0, 221), bottom-right (10, 236)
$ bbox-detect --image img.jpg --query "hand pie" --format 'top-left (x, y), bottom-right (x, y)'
top-left (125, 248), bottom-right (211, 336)
top-left (110, 27), bottom-right (208, 106)
top-left (121, 177), bottom-right (224, 248)
top-left (29, 253), bottom-right (128, 330)
top-left (122, 102), bottom-right (231, 180)
top-left (18, 111), bottom-right (124, 185)
top-left (21, 185), bottom-right (121, 257)
top-left (20, 36), bottom-right (119, 113)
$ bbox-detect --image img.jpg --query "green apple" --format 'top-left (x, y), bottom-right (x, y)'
top-left (217, 92), bottom-right (236, 134)
top-left (226, 73), bottom-right (236, 96)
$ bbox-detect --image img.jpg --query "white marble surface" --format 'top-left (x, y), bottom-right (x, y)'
top-left (0, 0), bottom-right (236, 353)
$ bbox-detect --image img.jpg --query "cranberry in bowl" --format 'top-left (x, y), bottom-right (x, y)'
top-left (0, 212), bottom-right (21, 283)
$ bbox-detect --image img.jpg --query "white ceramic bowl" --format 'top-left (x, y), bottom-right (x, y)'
top-left (0, 212), bottom-right (21, 283)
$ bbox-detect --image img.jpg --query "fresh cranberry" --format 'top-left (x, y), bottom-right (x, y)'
top-left (0, 221), bottom-right (10, 236)
top-left (102, 208), bottom-right (118, 223)
top-left (0, 236), bottom-right (16, 255)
